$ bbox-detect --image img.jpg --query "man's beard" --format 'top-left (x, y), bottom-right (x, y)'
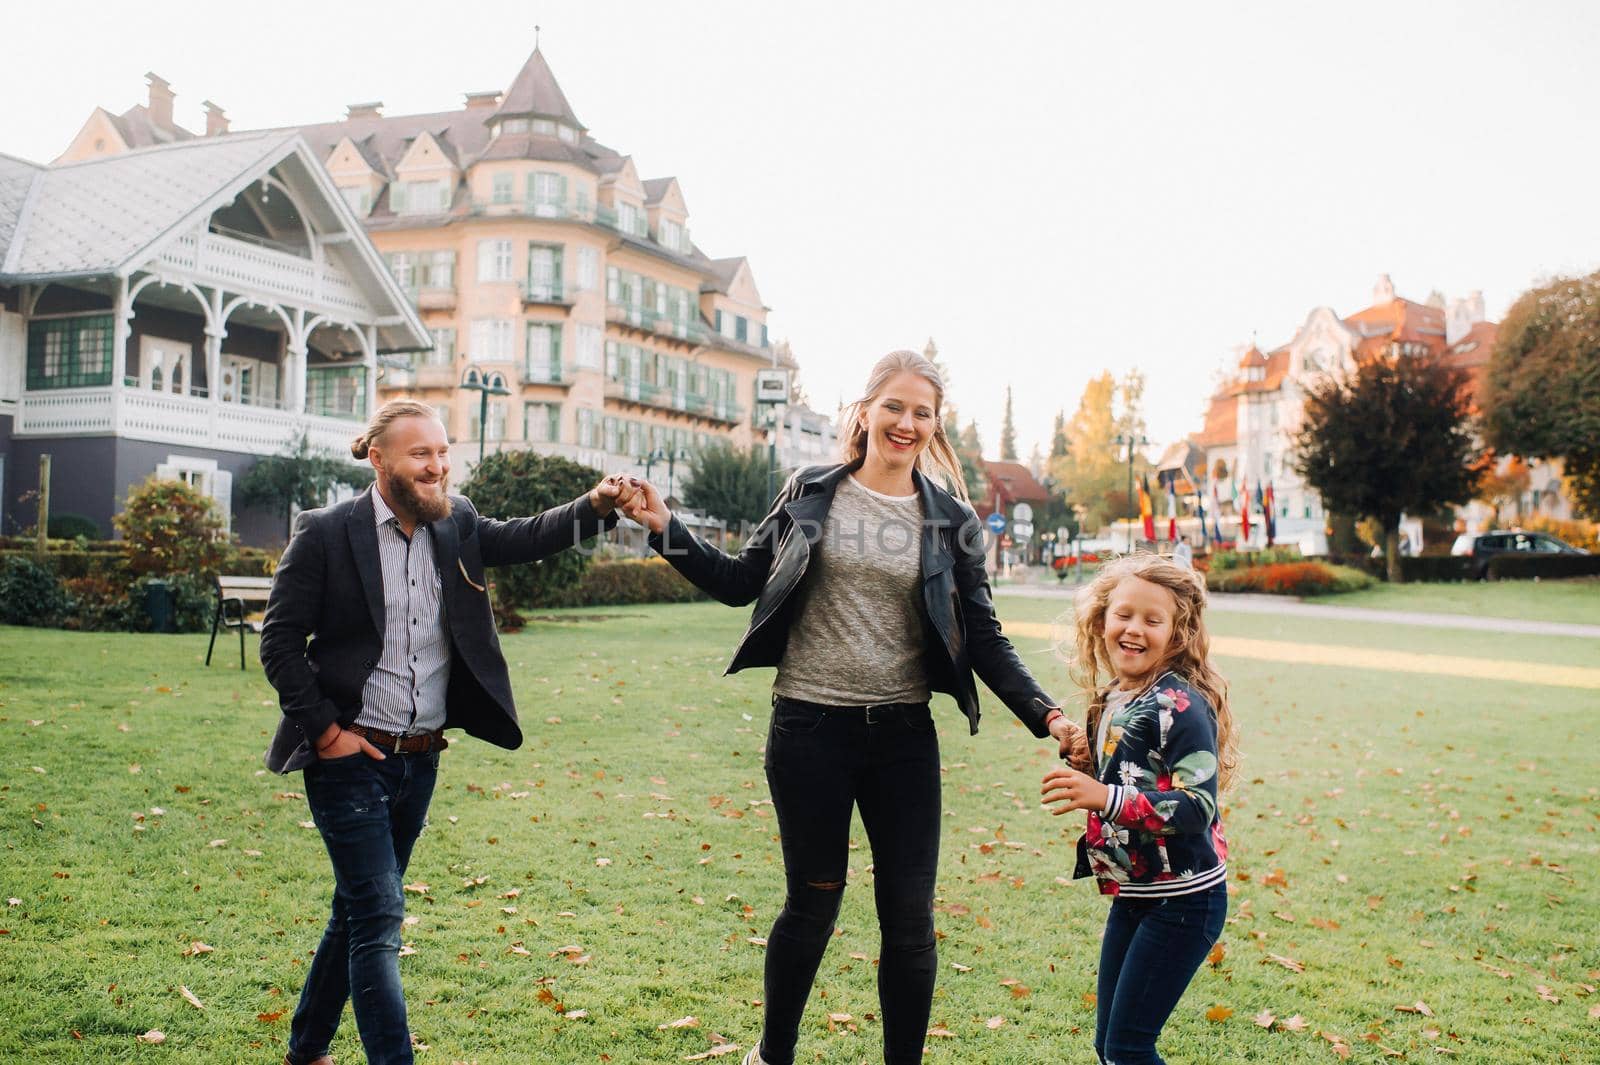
top-left (390, 471), bottom-right (452, 524)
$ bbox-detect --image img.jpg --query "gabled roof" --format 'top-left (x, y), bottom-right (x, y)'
top-left (490, 48), bottom-right (584, 130)
top-left (0, 153), bottom-right (44, 271)
top-left (1193, 389), bottom-right (1237, 449)
top-left (110, 103), bottom-right (197, 150)
top-left (977, 460), bottom-right (1052, 506)
top-left (0, 132), bottom-right (297, 278)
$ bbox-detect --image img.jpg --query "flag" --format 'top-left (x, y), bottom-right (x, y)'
top-left (1211, 477), bottom-right (1223, 543)
top-left (1166, 476), bottom-right (1179, 542)
top-left (1138, 474), bottom-right (1155, 541)
top-left (1197, 494), bottom-right (1208, 547)
top-left (1239, 477), bottom-right (1252, 544)
top-left (1265, 481), bottom-right (1277, 546)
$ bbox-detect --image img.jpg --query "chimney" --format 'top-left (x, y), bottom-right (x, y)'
top-left (145, 72), bottom-right (175, 130)
top-left (202, 100), bottom-right (229, 137)
top-left (346, 101), bottom-right (384, 121)
top-left (1470, 290), bottom-right (1486, 322)
top-left (1372, 273), bottom-right (1395, 304)
top-left (464, 91), bottom-right (501, 110)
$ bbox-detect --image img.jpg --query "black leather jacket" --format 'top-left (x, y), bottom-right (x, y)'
top-left (648, 463), bottom-right (1059, 737)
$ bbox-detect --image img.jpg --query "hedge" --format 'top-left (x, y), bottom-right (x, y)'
top-left (1205, 561), bottom-right (1374, 596)
top-left (1485, 554), bottom-right (1600, 580)
top-left (553, 557), bottom-right (707, 607)
top-left (1397, 556), bottom-right (1475, 583)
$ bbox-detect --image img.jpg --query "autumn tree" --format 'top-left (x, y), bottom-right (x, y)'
top-left (1047, 371), bottom-right (1148, 534)
top-left (1481, 271), bottom-right (1600, 519)
top-left (1293, 349), bottom-right (1481, 582)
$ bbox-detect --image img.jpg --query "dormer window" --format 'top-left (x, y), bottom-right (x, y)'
top-left (532, 118), bottom-right (556, 135)
top-left (659, 219), bottom-right (682, 253)
top-left (558, 125), bottom-right (577, 144)
top-left (501, 118), bottom-right (530, 135)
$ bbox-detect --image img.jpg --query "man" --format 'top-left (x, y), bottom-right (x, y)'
top-left (261, 400), bottom-right (634, 1065)
top-left (1172, 535), bottom-right (1194, 570)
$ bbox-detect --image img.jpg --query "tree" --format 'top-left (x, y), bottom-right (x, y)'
top-left (1000, 385), bottom-right (1019, 461)
top-left (1049, 409), bottom-right (1068, 460)
top-left (238, 431), bottom-right (375, 540)
top-left (957, 420), bottom-right (986, 500)
top-left (1293, 350), bottom-right (1481, 582)
top-left (114, 477), bottom-right (229, 577)
top-left (1475, 454), bottom-right (1530, 522)
top-left (459, 451), bottom-right (603, 608)
top-left (682, 444), bottom-right (773, 526)
top-left (1047, 372), bottom-right (1137, 533)
top-left (1482, 271), bottom-right (1600, 519)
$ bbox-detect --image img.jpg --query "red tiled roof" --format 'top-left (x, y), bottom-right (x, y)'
top-left (1194, 390), bottom-right (1236, 448)
top-left (974, 460), bottom-right (1051, 513)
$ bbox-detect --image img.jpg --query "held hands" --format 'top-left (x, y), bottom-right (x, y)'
top-left (589, 473), bottom-right (642, 518)
top-left (1048, 715), bottom-right (1092, 773)
top-left (618, 477), bottom-right (670, 535)
top-left (314, 723), bottom-right (386, 761)
top-left (1040, 766), bottom-right (1108, 816)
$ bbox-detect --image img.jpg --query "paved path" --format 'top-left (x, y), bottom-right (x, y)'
top-left (996, 585), bottom-right (1600, 640)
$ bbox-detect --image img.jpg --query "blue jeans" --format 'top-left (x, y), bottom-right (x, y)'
top-left (759, 698), bottom-right (942, 1065)
top-left (1095, 883), bottom-right (1228, 1065)
top-left (287, 749), bottom-right (439, 1065)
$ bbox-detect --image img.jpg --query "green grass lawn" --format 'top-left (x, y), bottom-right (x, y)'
top-left (1331, 577), bottom-right (1600, 626)
top-left (2, 599), bottom-right (1596, 1063)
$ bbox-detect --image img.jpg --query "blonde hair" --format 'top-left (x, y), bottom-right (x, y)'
top-left (1070, 554), bottom-right (1237, 790)
top-left (839, 349), bottom-right (969, 501)
top-left (351, 399), bottom-right (442, 460)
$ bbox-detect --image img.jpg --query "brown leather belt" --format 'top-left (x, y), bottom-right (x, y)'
top-left (344, 723), bottom-right (448, 754)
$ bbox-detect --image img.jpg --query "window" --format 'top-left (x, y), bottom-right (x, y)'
top-left (575, 324), bottom-right (601, 370)
top-left (735, 315), bottom-right (748, 343)
top-left (469, 319), bottom-right (515, 360)
top-left (27, 316), bottom-right (114, 390)
top-left (618, 202), bottom-right (643, 237)
top-left (603, 416), bottom-right (620, 453)
top-left (576, 407), bottom-right (597, 448)
top-left (525, 403), bottom-right (560, 443)
top-left (576, 246), bottom-right (599, 291)
top-left (394, 179), bottom-right (449, 215)
top-left (557, 125), bottom-right (578, 144)
top-left (606, 265), bottom-right (621, 302)
top-left (719, 311), bottom-right (737, 339)
top-left (500, 118), bottom-right (530, 134)
top-left (305, 365), bottom-right (367, 419)
top-left (528, 171), bottom-right (567, 216)
top-left (532, 119), bottom-right (556, 136)
top-left (139, 335), bottom-right (190, 395)
top-left (760, 323), bottom-right (769, 348)
top-left (434, 404), bottom-right (452, 435)
top-left (339, 184), bottom-right (371, 216)
top-left (625, 420), bottom-right (643, 456)
top-left (527, 244), bottom-right (564, 299)
top-left (426, 327), bottom-right (455, 366)
top-left (525, 323), bottom-right (562, 382)
top-left (659, 219), bottom-right (681, 252)
top-left (469, 400), bottom-right (508, 442)
top-left (477, 239), bottom-right (514, 282)
top-left (492, 173), bottom-right (513, 204)
top-left (388, 252), bottom-right (416, 291)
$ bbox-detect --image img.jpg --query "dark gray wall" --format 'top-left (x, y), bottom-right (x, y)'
top-left (5, 434), bottom-right (287, 547)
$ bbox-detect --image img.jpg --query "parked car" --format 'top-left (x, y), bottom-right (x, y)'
top-left (1450, 530), bottom-right (1589, 578)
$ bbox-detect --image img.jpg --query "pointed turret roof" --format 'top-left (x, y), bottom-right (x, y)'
top-left (490, 48), bottom-right (584, 130)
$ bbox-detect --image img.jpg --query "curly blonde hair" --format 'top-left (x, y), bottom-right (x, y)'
top-left (1070, 554), bottom-right (1238, 790)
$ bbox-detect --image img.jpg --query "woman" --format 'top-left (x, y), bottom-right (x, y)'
top-left (623, 350), bottom-right (1085, 1065)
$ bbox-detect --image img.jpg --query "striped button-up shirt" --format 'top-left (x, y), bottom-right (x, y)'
top-left (355, 489), bottom-right (451, 735)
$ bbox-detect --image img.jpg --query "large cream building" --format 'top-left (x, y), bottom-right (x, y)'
top-left (59, 48), bottom-right (801, 484)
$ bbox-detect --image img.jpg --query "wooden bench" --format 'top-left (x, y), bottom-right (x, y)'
top-left (206, 575), bottom-right (274, 669)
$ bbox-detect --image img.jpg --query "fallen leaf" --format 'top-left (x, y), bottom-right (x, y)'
top-left (827, 1012), bottom-right (852, 1023)
top-left (1280, 1014), bottom-right (1308, 1032)
top-left (257, 1009), bottom-right (286, 1023)
top-left (1395, 1001), bottom-right (1434, 1017)
top-left (182, 941), bottom-right (214, 957)
top-left (985, 1016), bottom-right (1006, 1030)
top-left (180, 985), bottom-right (205, 1010)
top-left (683, 1045), bottom-right (741, 1060)
top-left (1206, 1005), bottom-right (1234, 1023)
top-left (565, 1008), bottom-right (589, 1019)
top-left (950, 962), bottom-right (972, 973)
top-left (1207, 941), bottom-right (1226, 967)
top-left (137, 1030), bottom-right (165, 1044)
top-left (658, 1016), bottom-right (700, 1030)
top-left (1265, 953), bottom-right (1306, 973)
top-left (1536, 985), bottom-right (1560, 1004)
top-left (927, 1025), bottom-right (956, 1038)
top-left (1253, 1009), bottom-right (1275, 1029)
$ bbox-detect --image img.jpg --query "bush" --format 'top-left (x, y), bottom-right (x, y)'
top-left (1485, 553), bottom-right (1600, 581)
top-left (1208, 546), bottom-right (1303, 573)
top-left (114, 478), bottom-right (229, 577)
top-left (460, 452), bottom-right (604, 609)
top-left (62, 571), bottom-right (143, 631)
top-left (1514, 515), bottom-right (1599, 553)
top-left (0, 556), bottom-right (72, 626)
top-left (1397, 555), bottom-right (1475, 583)
top-left (552, 557), bottom-right (708, 608)
top-left (1205, 560), bottom-right (1372, 597)
top-left (47, 513), bottom-right (102, 540)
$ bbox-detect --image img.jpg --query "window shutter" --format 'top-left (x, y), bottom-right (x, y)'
top-left (550, 325), bottom-right (563, 379)
top-left (548, 404), bottom-right (561, 442)
top-left (155, 463), bottom-right (178, 482)
top-left (211, 470), bottom-right (233, 535)
top-left (552, 247), bottom-right (563, 294)
top-left (525, 171), bottom-right (537, 206)
top-left (557, 174), bottom-right (568, 206)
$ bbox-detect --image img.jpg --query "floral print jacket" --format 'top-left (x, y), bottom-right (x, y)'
top-left (1071, 671), bottom-right (1228, 898)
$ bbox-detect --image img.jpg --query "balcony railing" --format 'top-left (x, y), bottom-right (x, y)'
top-left (15, 385), bottom-right (364, 456)
top-left (520, 363), bottom-right (574, 388)
top-left (466, 199), bottom-right (682, 253)
top-left (520, 280), bottom-right (576, 308)
top-left (413, 285), bottom-right (457, 311)
top-left (605, 303), bottom-right (707, 344)
top-left (602, 379), bottom-right (742, 424)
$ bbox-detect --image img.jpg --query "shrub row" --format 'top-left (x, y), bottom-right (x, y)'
top-left (1205, 561), bottom-right (1375, 596)
top-left (0, 555), bottom-right (220, 632)
top-left (1485, 553), bottom-right (1600, 580)
top-left (1207, 546), bottom-right (1304, 573)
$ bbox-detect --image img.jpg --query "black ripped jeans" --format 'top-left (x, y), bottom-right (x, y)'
top-left (759, 697), bottom-right (942, 1065)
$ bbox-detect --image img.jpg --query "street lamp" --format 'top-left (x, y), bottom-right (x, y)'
top-left (460, 365), bottom-right (511, 465)
top-left (1113, 432), bottom-right (1149, 552)
top-left (639, 446), bottom-right (692, 500)
top-left (1072, 503), bottom-right (1088, 583)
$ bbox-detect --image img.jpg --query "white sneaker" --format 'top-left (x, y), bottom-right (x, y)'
top-left (741, 1047), bottom-right (767, 1065)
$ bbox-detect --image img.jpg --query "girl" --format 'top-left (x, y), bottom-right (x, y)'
top-left (1040, 554), bottom-right (1236, 1065)
top-left (624, 350), bottom-right (1085, 1065)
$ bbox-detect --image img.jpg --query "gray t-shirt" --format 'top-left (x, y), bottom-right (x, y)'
top-left (774, 475), bottom-right (930, 706)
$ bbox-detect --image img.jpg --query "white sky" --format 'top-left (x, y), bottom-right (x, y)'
top-left (8, 0), bottom-right (1600, 460)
